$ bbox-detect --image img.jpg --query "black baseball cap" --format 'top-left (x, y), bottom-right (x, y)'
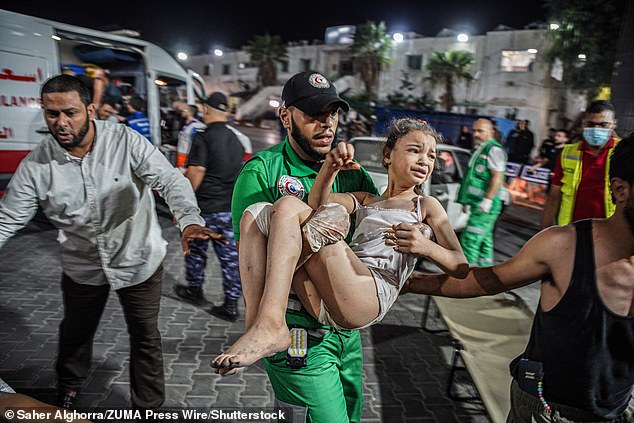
top-left (281, 71), bottom-right (349, 116)
top-left (204, 91), bottom-right (229, 112)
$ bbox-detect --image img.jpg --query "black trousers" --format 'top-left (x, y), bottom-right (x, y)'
top-left (56, 265), bottom-right (165, 409)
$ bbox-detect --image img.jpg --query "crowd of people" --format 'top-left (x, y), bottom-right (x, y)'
top-left (0, 69), bottom-right (632, 423)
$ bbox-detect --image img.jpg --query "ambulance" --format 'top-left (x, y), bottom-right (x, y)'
top-left (0, 9), bottom-right (205, 195)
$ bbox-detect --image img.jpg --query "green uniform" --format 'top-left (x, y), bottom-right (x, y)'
top-left (457, 139), bottom-right (506, 266)
top-left (231, 138), bottom-right (378, 423)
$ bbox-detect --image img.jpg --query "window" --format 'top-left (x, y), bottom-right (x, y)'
top-left (300, 59), bottom-right (311, 72)
top-left (406, 54), bottom-right (423, 71)
top-left (204, 64), bottom-right (211, 76)
top-left (222, 64), bottom-right (231, 75)
top-left (431, 151), bottom-right (459, 184)
top-left (280, 61), bottom-right (289, 72)
top-left (339, 60), bottom-right (353, 76)
top-left (500, 50), bottom-right (537, 72)
top-left (350, 139), bottom-right (384, 173)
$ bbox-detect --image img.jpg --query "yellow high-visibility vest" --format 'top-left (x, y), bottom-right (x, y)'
top-left (557, 139), bottom-right (620, 225)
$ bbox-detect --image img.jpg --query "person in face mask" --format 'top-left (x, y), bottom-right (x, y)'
top-left (541, 100), bottom-right (620, 228)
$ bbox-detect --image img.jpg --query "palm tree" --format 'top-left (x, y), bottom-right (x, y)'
top-left (246, 33), bottom-right (288, 87)
top-left (350, 21), bottom-right (392, 99)
top-left (426, 50), bottom-right (474, 112)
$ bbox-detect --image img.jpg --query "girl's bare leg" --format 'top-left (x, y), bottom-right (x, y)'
top-left (212, 196), bottom-right (313, 370)
top-left (237, 211), bottom-right (268, 331)
top-left (302, 242), bottom-right (380, 329)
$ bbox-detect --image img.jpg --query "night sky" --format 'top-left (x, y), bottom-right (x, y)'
top-left (5, 1), bottom-right (547, 55)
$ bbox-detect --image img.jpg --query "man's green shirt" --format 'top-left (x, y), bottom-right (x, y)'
top-left (231, 138), bottom-right (378, 240)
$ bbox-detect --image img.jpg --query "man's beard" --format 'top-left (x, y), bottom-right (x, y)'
top-left (53, 116), bottom-right (90, 150)
top-left (290, 115), bottom-right (327, 161)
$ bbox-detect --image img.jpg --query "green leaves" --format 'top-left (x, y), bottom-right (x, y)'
top-left (425, 50), bottom-right (474, 111)
top-left (545, 0), bottom-right (626, 99)
top-left (246, 33), bottom-right (288, 87)
top-left (350, 21), bottom-right (393, 99)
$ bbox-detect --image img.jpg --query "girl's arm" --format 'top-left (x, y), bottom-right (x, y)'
top-left (388, 196), bottom-right (468, 278)
top-left (308, 142), bottom-right (373, 214)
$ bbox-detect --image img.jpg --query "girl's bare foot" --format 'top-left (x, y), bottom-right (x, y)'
top-left (210, 320), bottom-right (291, 371)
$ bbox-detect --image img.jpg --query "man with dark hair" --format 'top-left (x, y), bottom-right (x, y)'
top-left (125, 95), bottom-right (152, 142)
top-left (406, 136), bottom-right (634, 423)
top-left (97, 98), bottom-right (119, 123)
top-left (542, 100), bottom-right (620, 228)
top-left (505, 119), bottom-right (535, 165)
top-left (176, 104), bottom-right (205, 169)
top-left (174, 92), bottom-right (248, 322)
top-left (0, 74), bottom-right (221, 410)
top-left (230, 71), bottom-right (378, 422)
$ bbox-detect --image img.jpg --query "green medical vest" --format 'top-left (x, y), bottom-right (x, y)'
top-left (231, 138), bottom-right (378, 240)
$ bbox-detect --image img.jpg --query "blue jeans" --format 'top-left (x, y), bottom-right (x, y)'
top-left (185, 212), bottom-right (241, 301)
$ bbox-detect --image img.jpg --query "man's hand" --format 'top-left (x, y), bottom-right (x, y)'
top-left (477, 197), bottom-right (493, 213)
top-left (181, 224), bottom-right (227, 255)
top-left (325, 142), bottom-right (361, 171)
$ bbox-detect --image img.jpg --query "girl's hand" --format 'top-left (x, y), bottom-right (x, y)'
top-left (325, 142), bottom-right (360, 171)
top-left (384, 223), bottom-right (434, 256)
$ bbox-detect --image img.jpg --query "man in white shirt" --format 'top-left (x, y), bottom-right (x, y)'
top-left (0, 75), bottom-right (222, 410)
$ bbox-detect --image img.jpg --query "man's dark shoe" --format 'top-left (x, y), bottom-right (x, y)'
top-left (57, 390), bottom-right (77, 409)
top-left (209, 299), bottom-right (239, 322)
top-left (173, 284), bottom-right (206, 305)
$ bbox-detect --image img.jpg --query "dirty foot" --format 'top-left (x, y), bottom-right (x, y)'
top-left (210, 321), bottom-right (291, 371)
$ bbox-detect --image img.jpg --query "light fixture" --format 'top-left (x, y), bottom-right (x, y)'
top-left (269, 99), bottom-right (280, 108)
top-left (527, 48), bottom-right (538, 54)
top-left (549, 23), bottom-right (560, 30)
top-left (392, 32), bottom-right (404, 43)
top-left (457, 33), bottom-right (469, 43)
top-left (154, 79), bottom-right (167, 86)
top-left (578, 53), bottom-right (587, 61)
top-left (214, 49), bottom-right (223, 57)
top-left (177, 52), bottom-right (188, 61)
top-left (51, 34), bottom-right (61, 41)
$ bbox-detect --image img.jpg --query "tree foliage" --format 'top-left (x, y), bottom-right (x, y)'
top-left (350, 21), bottom-right (392, 99)
top-left (246, 33), bottom-right (288, 87)
top-left (425, 50), bottom-right (474, 112)
top-left (545, 0), bottom-right (626, 99)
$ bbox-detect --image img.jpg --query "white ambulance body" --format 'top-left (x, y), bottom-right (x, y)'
top-left (0, 9), bottom-right (205, 194)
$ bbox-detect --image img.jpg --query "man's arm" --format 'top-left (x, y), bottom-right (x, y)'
top-left (485, 170), bottom-right (504, 200)
top-left (184, 165), bottom-right (206, 192)
top-left (406, 226), bottom-right (556, 298)
top-left (0, 161), bottom-right (39, 248)
top-left (541, 151), bottom-right (564, 228)
top-left (541, 185), bottom-right (562, 229)
top-left (126, 127), bottom-right (204, 231)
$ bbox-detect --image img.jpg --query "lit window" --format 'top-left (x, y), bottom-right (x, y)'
top-left (500, 50), bottom-right (537, 72)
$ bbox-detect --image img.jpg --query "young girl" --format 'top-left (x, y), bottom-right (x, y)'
top-left (213, 118), bottom-right (468, 373)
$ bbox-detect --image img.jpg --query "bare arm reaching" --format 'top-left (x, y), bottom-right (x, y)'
top-left (405, 226), bottom-right (567, 297)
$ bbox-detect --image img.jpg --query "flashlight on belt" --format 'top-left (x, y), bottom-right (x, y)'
top-left (286, 327), bottom-right (308, 368)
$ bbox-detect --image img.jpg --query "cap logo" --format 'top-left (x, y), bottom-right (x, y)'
top-left (278, 175), bottom-right (305, 199)
top-left (308, 73), bottom-right (330, 89)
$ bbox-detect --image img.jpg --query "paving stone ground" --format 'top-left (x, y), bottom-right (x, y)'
top-left (0, 204), bottom-right (540, 422)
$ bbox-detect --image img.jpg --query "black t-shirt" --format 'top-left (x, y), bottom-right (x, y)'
top-left (538, 140), bottom-right (564, 171)
top-left (186, 122), bottom-right (245, 213)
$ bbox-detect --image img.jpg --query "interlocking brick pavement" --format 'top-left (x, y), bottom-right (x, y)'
top-left (0, 205), bottom-right (539, 421)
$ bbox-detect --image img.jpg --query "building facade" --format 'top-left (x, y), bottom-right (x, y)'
top-left (188, 27), bottom-right (585, 144)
